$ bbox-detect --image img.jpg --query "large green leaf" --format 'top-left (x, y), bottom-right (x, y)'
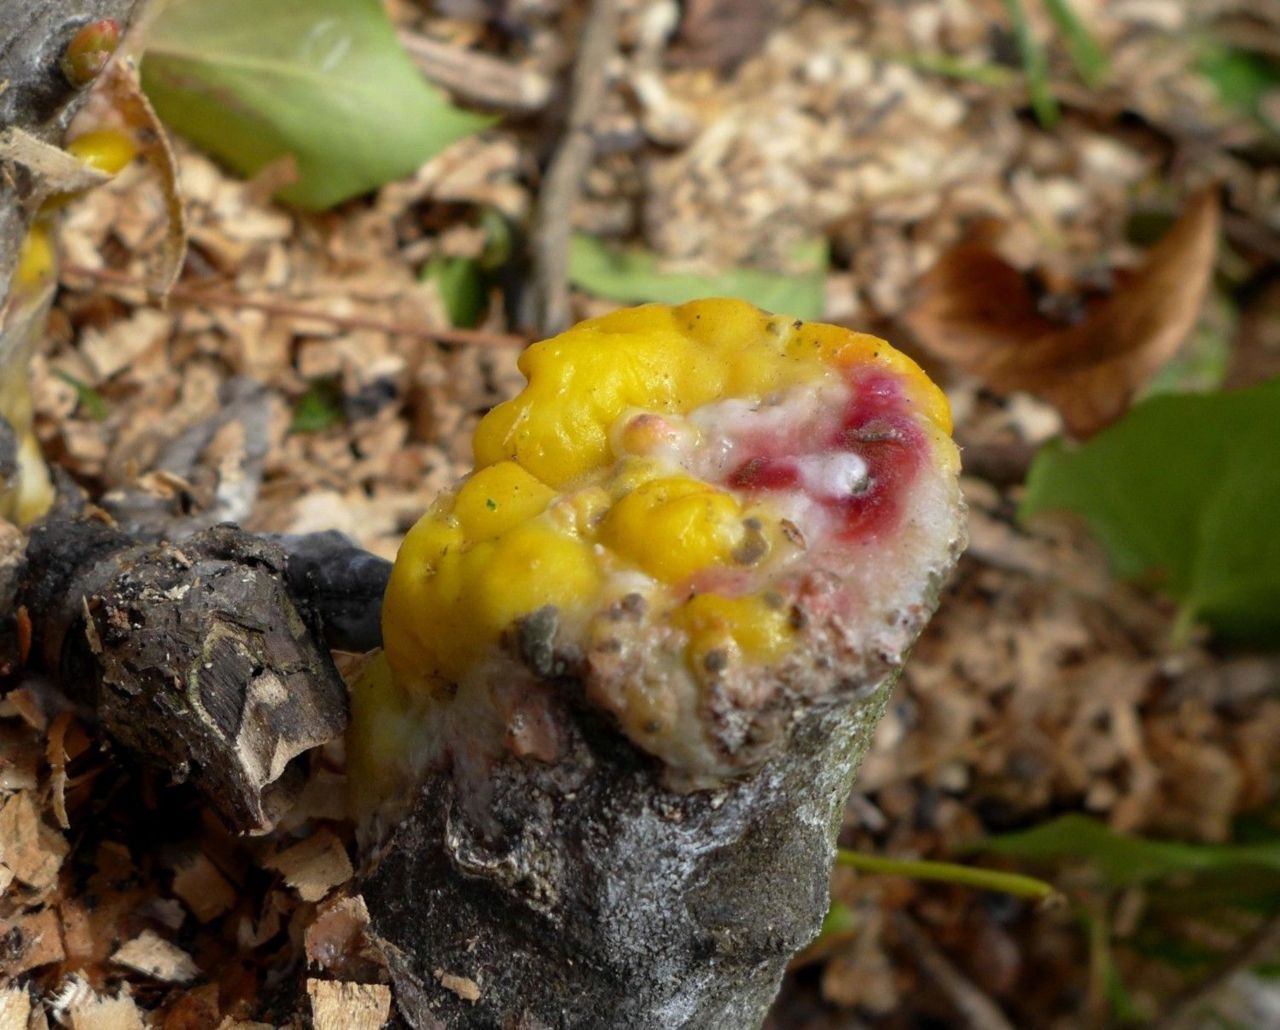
top-left (1020, 378), bottom-right (1280, 647)
top-left (982, 815), bottom-right (1280, 888)
top-left (568, 234), bottom-right (827, 319)
top-left (142, 0), bottom-right (492, 209)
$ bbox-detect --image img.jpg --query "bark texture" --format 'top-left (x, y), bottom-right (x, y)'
top-left (362, 672), bottom-right (899, 1029)
top-left (18, 518), bottom-right (349, 833)
top-left (0, 0), bottom-right (145, 304)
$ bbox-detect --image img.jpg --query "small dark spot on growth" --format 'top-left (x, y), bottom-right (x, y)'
top-left (703, 649), bottom-right (729, 674)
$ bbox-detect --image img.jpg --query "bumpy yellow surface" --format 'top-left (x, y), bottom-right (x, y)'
top-left (1, 129), bottom-right (137, 525)
top-left (380, 299), bottom-right (949, 707)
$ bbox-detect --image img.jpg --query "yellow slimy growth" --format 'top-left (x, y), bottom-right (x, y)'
top-left (14, 226), bottom-right (55, 290)
top-left (676, 593), bottom-right (795, 670)
top-left (66, 129), bottom-right (137, 176)
top-left (600, 476), bottom-right (744, 583)
top-left (383, 473), bottom-right (600, 692)
top-left (1, 226), bottom-right (57, 524)
top-left (473, 298), bottom-right (949, 488)
top-left (1, 128), bottom-right (137, 525)
top-left (378, 298), bottom-right (953, 727)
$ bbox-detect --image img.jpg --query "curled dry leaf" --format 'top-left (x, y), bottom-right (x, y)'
top-left (903, 188), bottom-right (1220, 437)
top-left (100, 59), bottom-right (188, 300)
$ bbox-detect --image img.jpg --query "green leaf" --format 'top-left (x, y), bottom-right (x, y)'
top-left (142, 0), bottom-right (492, 210)
top-left (981, 814), bottom-right (1280, 887)
top-left (422, 256), bottom-right (486, 328)
top-left (1020, 379), bottom-right (1280, 647)
top-left (1042, 0), bottom-right (1108, 88)
top-left (568, 234), bottom-right (828, 320)
top-left (290, 377), bottom-right (345, 433)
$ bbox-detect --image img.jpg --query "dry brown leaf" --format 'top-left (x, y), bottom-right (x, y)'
top-left (904, 189), bottom-right (1220, 437)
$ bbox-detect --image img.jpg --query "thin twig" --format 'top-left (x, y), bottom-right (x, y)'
top-left (893, 913), bottom-right (1017, 1030)
top-left (1157, 910), bottom-right (1280, 1029)
top-left (60, 264), bottom-right (528, 348)
top-left (398, 30), bottom-right (551, 112)
top-left (525, 0), bottom-right (619, 336)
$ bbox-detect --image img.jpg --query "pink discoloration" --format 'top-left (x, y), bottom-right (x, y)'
top-left (725, 370), bottom-right (924, 541)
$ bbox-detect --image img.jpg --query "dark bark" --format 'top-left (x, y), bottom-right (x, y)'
top-left (361, 653), bottom-right (908, 1028)
top-left (267, 530), bottom-right (391, 654)
top-left (0, 0), bottom-right (146, 304)
top-left (17, 518), bottom-right (349, 833)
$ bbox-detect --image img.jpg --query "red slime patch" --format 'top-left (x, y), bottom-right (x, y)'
top-left (725, 370), bottom-right (924, 541)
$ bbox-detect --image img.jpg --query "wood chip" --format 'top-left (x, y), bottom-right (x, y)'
top-left (171, 852), bottom-right (236, 923)
top-left (65, 990), bottom-right (145, 1030)
top-left (0, 985), bottom-right (31, 1028)
top-left (305, 980), bottom-right (391, 1030)
top-left (264, 830), bottom-right (353, 903)
top-left (0, 791), bottom-right (67, 890)
top-left (0, 907), bottom-right (65, 977)
top-left (434, 969), bottom-right (481, 1003)
top-left (111, 929), bottom-right (200, 984)
top-left (2, 687), bottom-right (47, 731)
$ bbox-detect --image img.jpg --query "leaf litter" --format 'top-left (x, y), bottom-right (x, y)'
top-left (903, 188), bottom-right (1221, 438)
top-left (2, 0), bottom-right (1280, 1026)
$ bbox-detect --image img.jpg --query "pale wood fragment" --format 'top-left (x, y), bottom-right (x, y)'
top-left (0, 906), bottom-right (65, 977)
top-left (434, 969), bottom-right (481, 1004)
top-left (110, 929), bottom-right (199, 984)
top-left (305, 980), bottom-right (391, 1030)
top-left (65, 990), bottom-right (145, 1030)
top-left (0, 791), bottom-right (67, 890)
top-left (265, 829), bottom-right (353, 903)
top-left (0, 983), bottom-right (32, 1027)
top-left (171, 852), bottom-right (236, 923)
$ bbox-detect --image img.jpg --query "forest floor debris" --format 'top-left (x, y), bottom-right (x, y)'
top-left (3, 0), bottom-right (1279, 1025)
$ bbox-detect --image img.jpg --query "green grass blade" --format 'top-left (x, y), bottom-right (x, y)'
top-left (1043, 0), bottom-right (1109, 88)
top-left (836, 849), bottom-right (1057, 900)
top-left (1004, 0), bottom-right (1060, 127)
